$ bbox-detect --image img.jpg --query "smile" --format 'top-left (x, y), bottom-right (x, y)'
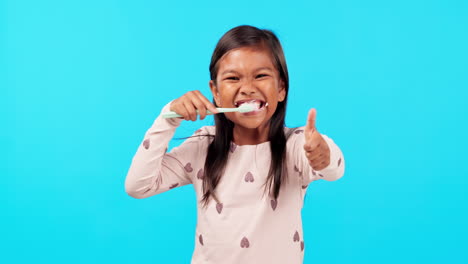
top-left (234, 99), bottom-right (269, 115)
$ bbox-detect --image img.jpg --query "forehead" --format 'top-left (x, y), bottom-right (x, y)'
top-left (217, 47), bottom-right (276, 72)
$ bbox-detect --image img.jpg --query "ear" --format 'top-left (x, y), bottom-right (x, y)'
top-left (278, 80), bottom-right (286, 102)
top-left (209, 80), bottom-right (221, 106)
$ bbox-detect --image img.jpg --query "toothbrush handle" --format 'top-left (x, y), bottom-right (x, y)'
top-left (162, 107), bottom-right (242, 119)
top-left (162, 110), bottom-right (215, 119)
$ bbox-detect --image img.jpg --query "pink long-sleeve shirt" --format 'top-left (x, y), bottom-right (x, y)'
top-left (125, 103), bottom-right (345, 264)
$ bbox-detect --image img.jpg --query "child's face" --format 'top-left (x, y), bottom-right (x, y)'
top-left (209, 47), bottom-right (286, 130)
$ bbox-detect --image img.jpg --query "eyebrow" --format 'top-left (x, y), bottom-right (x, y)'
top-left (220, 67), bottom-right (274, 75)
top-left (220, 70), bottom-right (240, 75)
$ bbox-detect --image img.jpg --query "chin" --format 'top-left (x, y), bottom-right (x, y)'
top-left (236, 120), bottom-right (264, 129)
top-left (224, 109), bottom-right (273, 130)
top-left (229, 115), bottom-right (270, 130)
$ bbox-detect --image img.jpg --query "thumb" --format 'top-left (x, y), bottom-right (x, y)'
top-left (306, 108), bottom-right (317, 133)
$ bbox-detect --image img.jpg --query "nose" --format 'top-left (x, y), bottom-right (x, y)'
top-left (239, 80), bottom-right (257, 96)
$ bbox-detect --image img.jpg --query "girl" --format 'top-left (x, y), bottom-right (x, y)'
top-left (125, 25), bottom-right (345, 264)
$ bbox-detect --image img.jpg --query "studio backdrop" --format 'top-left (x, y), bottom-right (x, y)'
top-left (2, 0), bottom-right (467, 263)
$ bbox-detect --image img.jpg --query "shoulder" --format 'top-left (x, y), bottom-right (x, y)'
top-left (284, 126), bottom-right (307, 156)
top-left (285, 126), bottom-right (306, 141)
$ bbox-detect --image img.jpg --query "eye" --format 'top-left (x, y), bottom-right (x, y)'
top-left (256, 74), bottom-right (269, 79)
top-left (225, 76), bottom-right (239, 81)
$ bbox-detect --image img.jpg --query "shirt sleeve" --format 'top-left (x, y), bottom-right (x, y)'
top-left (289, 127), bottom-right (345, 186)
top-left (125, 102), bottom-right (203, 199)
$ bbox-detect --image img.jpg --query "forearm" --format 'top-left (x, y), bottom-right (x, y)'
top-left (125, 102), bottom-right (183, 198)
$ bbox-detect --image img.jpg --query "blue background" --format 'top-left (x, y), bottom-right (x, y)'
top-left (2, 0), bottom-right (468, 263)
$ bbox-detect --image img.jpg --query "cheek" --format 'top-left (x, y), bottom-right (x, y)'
top-left (217, 88), bottom-right (236, 105)
top-left (219, 92), bottom-right (233, 106)
top-left (264, 81), bottom-right (282, 101)
top-left (268, 101), bottom-right (279, 115)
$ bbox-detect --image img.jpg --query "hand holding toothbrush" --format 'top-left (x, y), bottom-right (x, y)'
top-left (166, 90), bottom-right (256, 121)
top-left (168, 90), bottom-right (219, 121)
top-left (303, 109), bottom-right (331, 171)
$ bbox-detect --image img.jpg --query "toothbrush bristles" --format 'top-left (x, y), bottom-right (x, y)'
top-left (238, 104), bottom-right (256, 113)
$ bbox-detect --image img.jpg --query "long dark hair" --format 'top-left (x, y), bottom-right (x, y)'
top-left (201, 25), bottom-right (290, 206)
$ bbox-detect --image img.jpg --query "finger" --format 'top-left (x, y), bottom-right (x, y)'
top-left (305, 150), bottom-right (313, 160)
top-left (191, 95), bottom-right (208, 120)
top-left (171, 101), bottom-right (189, 120)
top-left (306, 149), bottom-right (323, 161)
top-left (306, 108), bottom-right (317, 133)
top-left (308, 159), bottom-right (319, 170)
top-left (186, 91), bottom-right (205, 119)
top-left (183, 100), bottom-right (197, 121)
top-left (171, 96), bottom-right (193, 120)
top-left (307, 152), bottom-right (329, 166)
top-left (303, 140), bottom-right (320, 152)
top-left (195, 91), bottom-right (219, 114)
top-left (169, 99), bottom-right (178, 112)
top-left (309, 162), bottom-right (319, 170)
top-left (311, 163), bottom-right (324, 171)
top-left (178, 106), bottom-right (190, 120)
top-left (309, 154), bottom-right (330, 166)
top-left (179, 103), bottom-right (192, 121)
top-left (313, 160), bottom-right (329, 171)
top-left (309, 159), bottom-right (327, 171)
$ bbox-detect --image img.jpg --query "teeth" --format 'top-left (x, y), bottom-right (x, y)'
top-left (242, 101), bottom-right (259, 110)
top-left (234, 99), bottom-right (268, 111)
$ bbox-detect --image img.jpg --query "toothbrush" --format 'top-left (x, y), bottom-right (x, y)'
top-left (162, 103), bottom-right (257, 119)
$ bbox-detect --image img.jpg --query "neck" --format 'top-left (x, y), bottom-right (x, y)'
top-left (232, 124), bottom-right (270, 145)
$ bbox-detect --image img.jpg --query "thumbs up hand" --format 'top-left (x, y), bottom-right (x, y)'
top-left (303, 109), bottom-right (330, 171)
